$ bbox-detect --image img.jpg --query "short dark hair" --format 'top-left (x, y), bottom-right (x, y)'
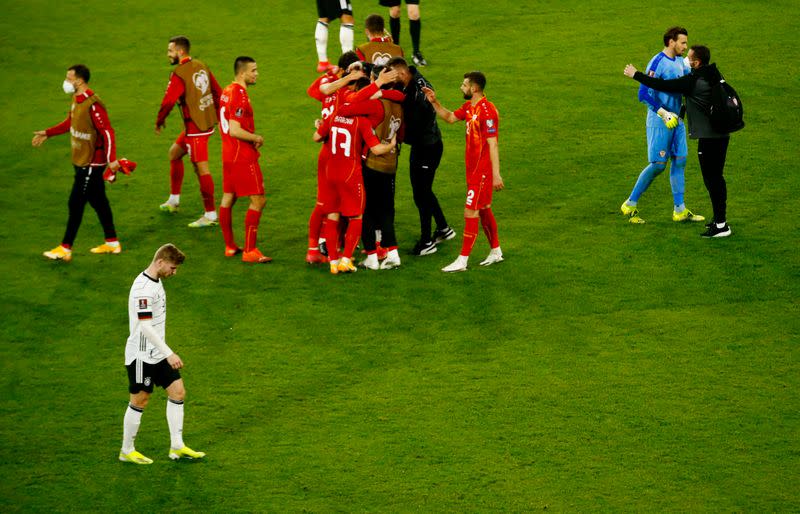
top-left (234, 56), bottom-right (256, 74)
top-left (663, 26), bottom-right (688, 46)
top-left (464, 71), bottom-right (486, 91)
top-left (337, 51), bottom-right (360, 70)
top-left (68, 64), bottom-right (91, 83)
top-left (169, 35), bottom-right (191, 53)
top-left (385, 56), bottom-right (408, 70)
top-left (365, 14), bottom-right (385, 35)
top-left (690, 45), bottom-right (711, 66)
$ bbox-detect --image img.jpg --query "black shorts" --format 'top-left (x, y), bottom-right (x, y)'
top-left (379, 0), bottom-right (420, 7)
top-left (126, 359), bottom-right (181, 394)
top-left (317, 0), bottom-right (353, 19)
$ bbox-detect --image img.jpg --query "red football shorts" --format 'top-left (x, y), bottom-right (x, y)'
top-left (222, 161), bottom-right (264, 197)
top-left (465, 172), bottom-right (493, 210)
top-left (322, 171), bottom-right (364, 217)
top-left (175, 131), bottom-right (211, 163)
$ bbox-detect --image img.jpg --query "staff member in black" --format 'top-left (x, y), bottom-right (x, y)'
top-left (386, 56), bottom-right (455, 255)
top-left (624, 45), bottom-right (734, 238)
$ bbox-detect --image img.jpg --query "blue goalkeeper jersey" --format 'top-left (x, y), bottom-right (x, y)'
top-left (639, 52), bottom-right (689, 126)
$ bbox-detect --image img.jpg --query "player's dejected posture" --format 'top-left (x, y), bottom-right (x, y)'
top-left (315, 0), bottom-right (355, 73)
top-left (385, 57), bottom-right (454, 256)
top-left (119, 244), bottom-right (205, 464)
top-left (313, 76), bottom-right (397, 274)
top-left (621, 26), bottom-right (705, 224)
top-left (356, 14), bottom-right (404, 65)
top-left (33, 64), bottom-right (125, 262)
top-left (156, 36), bottom-right (222, 228)
top-left (380, 0), bottom-right (427, 66)
top-left (219, 57), bottom-right (271, 264)
top-left (423, 72), bottom-right (505, 273)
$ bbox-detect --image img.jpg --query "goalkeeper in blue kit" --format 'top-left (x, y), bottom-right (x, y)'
top-left (621, 26), bottom-right (705, 224)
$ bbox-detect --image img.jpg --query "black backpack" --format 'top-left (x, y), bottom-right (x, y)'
top-left (709, 72), bottom-right (745, 133)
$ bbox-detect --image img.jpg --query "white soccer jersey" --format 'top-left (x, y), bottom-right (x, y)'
top-left (125, 272), bottom-right (168, 365)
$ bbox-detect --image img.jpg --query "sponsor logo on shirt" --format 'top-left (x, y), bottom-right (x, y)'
top-left (371, 52), bottom-right (392, 66)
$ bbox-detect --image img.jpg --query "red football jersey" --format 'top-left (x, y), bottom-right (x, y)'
top-left (453, 97), bottom-right (499, 178)
top-left (308, 72), bottom-right (340, 120)
top-left (317, 114), bottom-right (380, 178)
top-left (220, 83), bottom-right (258, 163)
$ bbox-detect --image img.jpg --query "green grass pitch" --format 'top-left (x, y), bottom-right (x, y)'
top-left (1, 0), bottom-right (798, 511)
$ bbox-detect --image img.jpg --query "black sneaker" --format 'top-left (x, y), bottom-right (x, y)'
top-left (412, 52), bottom-right (428, 66)
top-left (701, 223), bottom-right (732, 238)
top-left (412, 239), bottom-right (437, 256)
top-left (433, 226), bottom-right (456, 243)
top-left (319, 240), bottom-right (328, 257)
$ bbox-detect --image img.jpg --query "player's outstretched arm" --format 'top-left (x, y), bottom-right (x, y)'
top-left (421, 87), bottom-right (458, 124)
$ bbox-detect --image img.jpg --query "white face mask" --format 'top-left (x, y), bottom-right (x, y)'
top-left (62, 79), bottom-right (76, 94)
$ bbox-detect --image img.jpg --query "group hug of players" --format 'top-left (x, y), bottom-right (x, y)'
top-left (35, 18), bottom-right (505, 274)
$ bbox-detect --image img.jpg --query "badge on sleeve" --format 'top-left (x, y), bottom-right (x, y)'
top-left (138, 298), bottom-right (148, 310)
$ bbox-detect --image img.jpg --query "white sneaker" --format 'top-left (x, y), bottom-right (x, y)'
top-left (360, 253), bottom-right (380, 270)
top-left (380, 250), bottom-right (401, 269)
top-left (479, 248), bottom-right (504, 266)
top-left (442, 255), bottom-right (469, 273)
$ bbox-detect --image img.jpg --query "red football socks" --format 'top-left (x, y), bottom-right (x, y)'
top-left (198, 173), bottom-right (216, 213)
top-left (244, 209), bottom-right (262, 252)
top-left (308, 204), bottom-right (326, 248)
top-left (220, 206), bottom-right (236, 249)
top-left (460, 216), bottom-right (480, 257)
top-left (343, 218), bottom-right (362, 259)
top-left (169, 159), bottom-right (184, 195)
top-left (480, 208), bottom-right (500, 249)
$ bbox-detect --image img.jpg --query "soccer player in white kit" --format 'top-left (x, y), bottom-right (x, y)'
top-left (119, 244), bottom-right (205, 464)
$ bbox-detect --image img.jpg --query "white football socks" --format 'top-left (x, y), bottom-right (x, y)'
top-left (340, 23), bottom-right (354, 52)
top-left (122, 404), bottom-right (143, 454)
top-left (315, 21), bottom-right (329, 62)
top-left (166, 398), bottom-right (185, 450)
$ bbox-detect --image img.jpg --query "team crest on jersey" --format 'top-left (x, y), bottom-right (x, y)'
top-left (372, 52), bottom-right (392, 66)
top-left (487, 119), bottom-right (494, 128)
top-left (193, 70), bottom-right (210, 94)
top-left (659, 150), bottom-right (667, 158)
top-left (144, 377), bottom-right (151, 386)
top-left (138, 298), bottom-right (148, 310)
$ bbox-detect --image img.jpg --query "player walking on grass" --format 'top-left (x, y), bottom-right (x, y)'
top-left (34, 64), bottom-right (125, 262)
top-left (423, 71), bottom-right (505, 273)
top-left (313, 77), bottom-right (397, 274)
top-left (315, 0), bottom-right (355, 73)
top-left (219, 57), bottom-right (271, 264)
top-left (380, 0), bottom-right (427, 66)
top-left (120, 244), bottom-right (205, 464)
top-left (156, 36), bottom-right (223, 228)
top-left (620, 26), bottom-right (705, 224)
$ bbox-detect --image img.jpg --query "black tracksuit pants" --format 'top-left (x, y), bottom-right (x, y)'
top-left (697, 137), bottom-right (729, 224)
top-left (62, 165), bottom-right (117, 246)
top-left (409, 140), bottom-right (447, 242)
top-left (362, 165), bottom-right (397, 252)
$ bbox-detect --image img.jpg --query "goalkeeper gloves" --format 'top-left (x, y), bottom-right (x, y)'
top-left (657, 108), bottom-right (679, 129)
